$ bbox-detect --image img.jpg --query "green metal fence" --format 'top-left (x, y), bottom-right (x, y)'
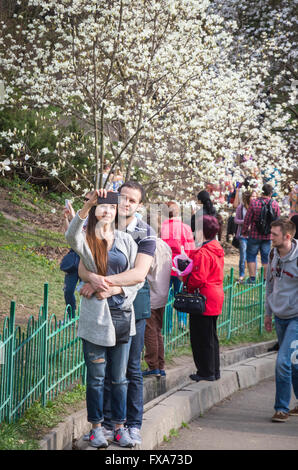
top-left (162, 267), bottom-right (265, 354)
top-left (0, 284), bottom-right (85, 424)
top-left (0, 267), bottom-right (266, 424)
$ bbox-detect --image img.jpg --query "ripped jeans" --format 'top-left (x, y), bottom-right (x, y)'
top-left (82, 338), bottom-right (131, 425)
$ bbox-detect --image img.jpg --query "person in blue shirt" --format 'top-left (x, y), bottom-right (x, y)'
top-left (79, 181), bottom-right (157, 446)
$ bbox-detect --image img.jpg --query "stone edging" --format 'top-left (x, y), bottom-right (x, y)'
top-left (39, 340), bottom-right (277, 450)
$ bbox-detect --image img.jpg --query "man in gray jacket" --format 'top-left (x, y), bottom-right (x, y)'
top-left (265, 217), bottom-right (298, 422)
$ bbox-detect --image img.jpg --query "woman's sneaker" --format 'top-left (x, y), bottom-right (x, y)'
top-left (88, 427), bottom-right (109, 448)
top-left (129, 427), bottom-right (142, 445)
top-left (114, 427), bottom-right (135, 447)
top-left (83, 427), bottom-right (113, 443)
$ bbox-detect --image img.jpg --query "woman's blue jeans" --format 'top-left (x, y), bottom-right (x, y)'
top-left (103, 318), bottom-right (146, 430)
top-left (171, 276), bottom-right (187, 328)
top-left (82, 338), bottom-right (131, 425)
top-left (238, 237), bottom-right (248, 278)
top-left (274, 316), bottom-right (298, 413)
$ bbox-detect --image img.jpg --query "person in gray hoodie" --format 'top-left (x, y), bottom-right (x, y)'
top-left (265, 217), bottom-right (298, 423)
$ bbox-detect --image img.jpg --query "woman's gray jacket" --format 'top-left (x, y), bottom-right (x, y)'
top-left (65, 212), bottom-right (143, 347)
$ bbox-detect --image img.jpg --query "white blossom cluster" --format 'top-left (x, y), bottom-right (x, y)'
top-left (0, 0), bottom-right (296, 210)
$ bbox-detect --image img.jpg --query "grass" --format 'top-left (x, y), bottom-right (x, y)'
top-left (219, 326), bottom-right (276, 346)
top-left (163, 428), bottom-right (179, 442)
top-left (0, 210), bottom-right (75, 327)
top-left (0, 384), bottom-right (86, 450)
top-left (0, 240), bottom-right (68, 325)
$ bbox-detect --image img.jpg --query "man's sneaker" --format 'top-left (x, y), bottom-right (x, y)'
top-left (246, 277), bottom-right (256, 285)
top-left (128, 427), bottom-right (142, 445)
top-left (88, 427), bottom-right (109, 448)
top-left (142, 369), bottom-right (161, 377)
top-left (160, 369), bottom-right (166, 377)
top-left (289, 406), bottom-right (298, 416)
top-left (114, 427), bottom-right (135, 447)
top-left (271, 411), bottom-right (289, 422)
top-left (102, 427), bottom-right (114, 442)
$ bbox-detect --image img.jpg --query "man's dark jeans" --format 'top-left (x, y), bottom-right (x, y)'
top-left (63, 270), bottom-right (79, 318)
top-left (103, 319), bottom-right (146, 430)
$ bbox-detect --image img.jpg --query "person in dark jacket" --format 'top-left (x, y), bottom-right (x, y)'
top-left (185, 215), bottom-right (225, 382)
top-left (290, 214), bottom-right (298, 240)
top-left (191, 190), bottom-right (223, 241)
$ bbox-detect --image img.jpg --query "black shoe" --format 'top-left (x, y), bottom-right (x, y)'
top-left (268, 342), bottom-right (279, 352)
top-left (189, 374), bottom-right (215, 382)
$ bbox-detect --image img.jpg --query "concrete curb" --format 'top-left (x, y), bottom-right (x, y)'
top-left (39, 340), bottom-right (277, 450)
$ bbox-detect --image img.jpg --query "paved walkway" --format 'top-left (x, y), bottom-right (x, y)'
top-left (157, 378), bottom-right (298, 450)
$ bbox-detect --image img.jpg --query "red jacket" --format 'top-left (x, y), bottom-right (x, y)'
top-left (161, 218), bottom-right (195, 277)
top-left (183, 240), bottom-right (225, 316)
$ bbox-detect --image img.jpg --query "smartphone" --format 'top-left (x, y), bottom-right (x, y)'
top-left (97, 192), bottom-right (119, 205)
top-left (65, 199), bottom-right (70, 209)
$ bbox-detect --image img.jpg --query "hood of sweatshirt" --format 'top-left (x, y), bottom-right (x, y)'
top-left (276, 238), bottom-right (298, 262)
top-left (201, 239), bottom-right (225, 258)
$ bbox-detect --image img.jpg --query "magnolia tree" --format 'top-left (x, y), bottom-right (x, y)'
top-left (0, 0), bottom-right (296, 210)
top-left (209, 0), bottom-right (297, 192)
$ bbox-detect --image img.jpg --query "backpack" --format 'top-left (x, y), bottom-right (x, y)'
top-left (256, 199), bottom-right (277, 236)
top-left (226, 215), bottom-right (237, 242)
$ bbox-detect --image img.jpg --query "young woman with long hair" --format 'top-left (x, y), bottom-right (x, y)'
top-left (65, 191), bottom-right (142, 448)
top-left (234, 190), bottom-right (257, 283)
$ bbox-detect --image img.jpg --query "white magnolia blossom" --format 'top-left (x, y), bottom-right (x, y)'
top-left (0, 0), bottom-right (296, 210)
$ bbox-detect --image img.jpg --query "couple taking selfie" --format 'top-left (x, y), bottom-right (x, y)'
top-left (65, 182), bottom-right (156, 448)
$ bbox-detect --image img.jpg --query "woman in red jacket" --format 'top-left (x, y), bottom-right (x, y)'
top-left (184, 215), bottom-right (225, 382)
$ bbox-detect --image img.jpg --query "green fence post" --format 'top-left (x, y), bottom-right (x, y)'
top-left (227, 268), bottom-right (234, 340)
top-left (7, 301), bottom-right (15, 423)
top-left (42, 283), bottom-right (49, 407)
top-left (259, 266), bottom-right (264, 334)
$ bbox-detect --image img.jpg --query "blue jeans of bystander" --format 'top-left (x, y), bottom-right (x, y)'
top-left (274, 316), bottom-right (298, 413)
top-left (246, 238), bottom-right (271, 265)
top-left (238, 237), bottom-right (248, 278)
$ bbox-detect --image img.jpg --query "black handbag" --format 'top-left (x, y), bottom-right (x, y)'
top-left (60, 249), bottom-right (80, 274)
top-left (110, 308), bottom-right (132, 344)
top-left (173, 274), bottom-right (206, 315)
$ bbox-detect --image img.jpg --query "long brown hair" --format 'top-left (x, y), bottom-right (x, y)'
top-left (86, 206), bottom-right (108, 275)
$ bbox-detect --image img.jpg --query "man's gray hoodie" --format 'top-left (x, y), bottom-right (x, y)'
top-left (265, 238), bottom-right (298, 319)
